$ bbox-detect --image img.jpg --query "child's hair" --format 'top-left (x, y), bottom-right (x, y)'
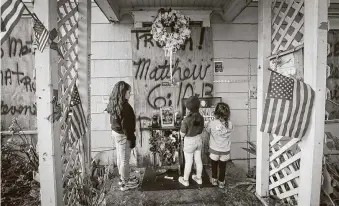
top-left (106, 81), bottom-right (131, 119)
top-left (214, 102), bottom-right (231, 128)
top-left (185, 95), bottom-right (202, 126)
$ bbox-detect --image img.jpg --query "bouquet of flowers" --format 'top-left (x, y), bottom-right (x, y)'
top-left (149, 130), bottom-right (180, 165)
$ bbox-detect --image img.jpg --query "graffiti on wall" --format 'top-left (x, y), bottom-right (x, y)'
top-left (132, 27), bottom-right (214, 121)
top-left (1, 18), bottom-right (36, 130)
top-left (133, 57), bottom-right (213, 109)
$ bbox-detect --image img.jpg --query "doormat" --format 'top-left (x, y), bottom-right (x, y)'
top-left (140, 167), bottom-right (213, 191)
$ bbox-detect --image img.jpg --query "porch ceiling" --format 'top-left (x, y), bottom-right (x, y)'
top-left (116, 0), bottom-right (231, 10)
top-left (94, 0), bottom-right (258, 23)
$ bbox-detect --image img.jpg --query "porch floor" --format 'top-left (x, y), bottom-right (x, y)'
top-left (106, 162), bottom-right (262, 206)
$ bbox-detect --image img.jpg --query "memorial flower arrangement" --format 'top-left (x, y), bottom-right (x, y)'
top-left (149, 130), bottom-right (180, 165)
top-left (151, 8), bottom-right (191, 54)
top-left (151, 8), bottom-right (191, 83)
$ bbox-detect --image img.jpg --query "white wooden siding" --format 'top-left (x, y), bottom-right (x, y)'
top-left (212, 6), bottom-right (258, 171)
top-left (90, 3), bottom-right (134, 165)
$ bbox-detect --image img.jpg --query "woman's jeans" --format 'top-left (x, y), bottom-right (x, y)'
top-left (112, 131), bottom-right (131, 183)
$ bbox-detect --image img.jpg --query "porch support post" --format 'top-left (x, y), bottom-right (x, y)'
top-left (35, 0), bottom-right (63, 205)
top-left (256, 0), bottom-right (271, 198)
top-left (78, 0), bottom-right (92, 169)
top-left (298, 0), bottom-right (328, 205)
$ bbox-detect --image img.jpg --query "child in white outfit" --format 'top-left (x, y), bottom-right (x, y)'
top-left (203, 102), bottom-right (234, 188)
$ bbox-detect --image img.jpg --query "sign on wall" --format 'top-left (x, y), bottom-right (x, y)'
top-left (132, 27), bottom-right (214, 122)
top-left (1, 18), bottom-right (36, 130)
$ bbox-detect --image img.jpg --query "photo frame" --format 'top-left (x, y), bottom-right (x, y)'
top-left (182, 97), bottom-right (222, 125)
top-left (214, 61), bottom-right (223, 73)
top-left (160, 107), bottom-right (175, 127)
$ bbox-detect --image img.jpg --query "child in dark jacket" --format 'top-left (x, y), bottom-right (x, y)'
top-left (106, 81), bottom-right (138, 191)
top-left (178, 96), bottom-right (205, 186)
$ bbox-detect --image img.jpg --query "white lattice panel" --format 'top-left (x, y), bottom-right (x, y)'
top-left (271, 0), bottom-right (304, 54)
top-left (56, 0), bottom-right (86, 205)
top-left (269, 134), bottom-right (300, 205)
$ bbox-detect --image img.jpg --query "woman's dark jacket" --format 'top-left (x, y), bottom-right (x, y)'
top-left (110, 101), bottom-right (136, 141)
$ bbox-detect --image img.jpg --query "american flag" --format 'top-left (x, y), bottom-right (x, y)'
top-left (1, 0), bottom-right (25, 45)
top-left (32, 13), bottom-right (49, 52)
top-left (260, 70), bottom-right (315, 138)
top-left (70, 84), bottom-right (87, 140)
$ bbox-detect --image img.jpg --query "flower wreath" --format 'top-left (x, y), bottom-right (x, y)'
top-left (151, 8), bottom-right (191, 54)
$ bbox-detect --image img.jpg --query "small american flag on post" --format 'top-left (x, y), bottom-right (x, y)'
top-left (32, 13), bottom-right (49, 52)
top-left (70, 84), bottom-right (87, 140)
top-left (260, 70), bottom-right (315, 138)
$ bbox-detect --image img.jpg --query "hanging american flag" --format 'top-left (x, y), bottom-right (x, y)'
top-left (260, 70), bottom-right (315, 138)
top-left (70, 84), bottom-right (87, 140)
top-left (1, 0), bottom-right (25, 45)
top-left (32, 13), bottom-right (49, 52)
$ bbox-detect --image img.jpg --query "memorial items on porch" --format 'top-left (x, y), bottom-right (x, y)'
top-left (151, 113), bottom-right (161, 127)
top-left (182, 97), bottom-right (222, 126)
top-left (260, 69), bottom-right (315, 139)
top-left (214, 61), bottom-right (223, 73)
top-left (151, 8), bottom-right (191, 84)
top-left (160, 106), bottom-right (175, 127)
top-left (1, 0), bottom-right (25, 45)
top-left (149, 110), bottom-right (182, 128)
top-left (174, 111), bottom-right (182, 127)
top-left (149, 130), bottom-right (180, 166)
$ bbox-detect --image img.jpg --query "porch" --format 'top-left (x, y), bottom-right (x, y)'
top-left (1, 0), bottom-right (338, 205)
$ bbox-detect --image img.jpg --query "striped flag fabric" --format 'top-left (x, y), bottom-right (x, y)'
top-left (1, 0), bottom-right (25, 45)
top-left (70, 84), bottom-right (87, 140)
top-left (32, 13), bottom-right (49, 52)
top-left (260, 70), bottom-right (315, 139)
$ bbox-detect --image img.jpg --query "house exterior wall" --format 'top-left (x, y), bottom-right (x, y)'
top-left (1, 16), bottom-right (37, 147)
top-left (90, 3), bottom-right (136, 165)
top-left (211, 6), bottom-right (258, 171)
top-left (90, 3), bottom-right (258, 171)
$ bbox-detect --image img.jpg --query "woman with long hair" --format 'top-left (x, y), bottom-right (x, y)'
top-left (106, 81), bottom-right (138, 191)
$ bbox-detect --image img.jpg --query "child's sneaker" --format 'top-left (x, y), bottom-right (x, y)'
top-left (178, 176), bottom-right (189, 186)
top-left (218, 180), bottom-right (225, 189)
top-left (211, 178), bottom-right (218, 186)
top-left (120, 181), bottom-right (139, 191)
top-left (192, 174), bottom-right (202, 185)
